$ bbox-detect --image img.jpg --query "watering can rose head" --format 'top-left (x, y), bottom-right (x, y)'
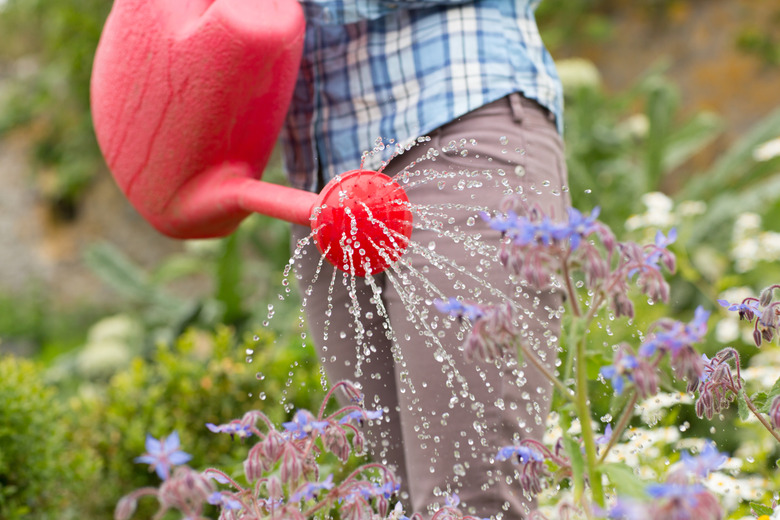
top-left (311, 170), bottom-right (413, 277)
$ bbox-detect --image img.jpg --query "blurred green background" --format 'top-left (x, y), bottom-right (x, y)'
top-left (0, 0), bottom-right (779, 518)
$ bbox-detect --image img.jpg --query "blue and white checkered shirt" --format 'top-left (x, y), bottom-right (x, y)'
top-left (281, 0), bottom-right (563, 192)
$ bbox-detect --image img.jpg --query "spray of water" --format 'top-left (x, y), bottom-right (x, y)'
top-left (266, 135), bottom-right (571, 517)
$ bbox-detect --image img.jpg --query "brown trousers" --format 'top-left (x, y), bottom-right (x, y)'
top-left (291, 93), bottom-right (569, 519)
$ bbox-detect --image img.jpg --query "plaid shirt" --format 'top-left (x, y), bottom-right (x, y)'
top-left (281, 0), bottom-right (563, 191)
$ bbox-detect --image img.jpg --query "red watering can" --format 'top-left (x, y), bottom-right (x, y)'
top-left (90, 0), bottom-right (412, 276)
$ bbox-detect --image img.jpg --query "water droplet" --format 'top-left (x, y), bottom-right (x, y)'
top-left (499, 136), bottom-right (509, 145)
top-left (514, 165), bottom-right (525, 177)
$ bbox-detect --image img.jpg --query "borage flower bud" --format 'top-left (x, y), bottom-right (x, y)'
top-left (611, 291), bottom-right (635, 320)
top-left (769, 395), bottom-right (780, 430)
top-left (696, 390), bottom-right (714, 420)
top-left (244, 442), bottom-right (271, 482)
top-left (263, 429), bottom-right (285, 461)
top-left (323, 424), bottom-right (350, 462)
top-left (280, 443), bottom-right (307, 487)
top-left (759, 286), bottom-right (774, 307)
top-left (115, 496), bottom-right (138, 520)
top-left (158, 466), bottom-right (213, 513)
top-left (352, 431), bottom-right (366, 454)
top-left (670, 345), bottom-right (704, 391)
top-left (376, 496), bottom-right (389, 517)
top-left (630, 357), bottom-right (659, 399)
top-left (266, 476), bottom-right (283, 501)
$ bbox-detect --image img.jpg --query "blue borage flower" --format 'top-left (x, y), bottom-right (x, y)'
top-left (495, 444), bottom-right (544, 463)
top-left (638, 306), bottom-right (709, 358)
top-left (339, 408), bottom-right (383, 424)
top-left (282, 410), bottom-right (329, 439)
top-left (628, 228), bottom-right (677, 279)
top-left (434, 297), bottom-right (484, 321)
top-left (600, 354), bottom-right (639, 395)
top-left (646, 482), bottom-right (705, 502)
top-left (716, 297), bottom-right (760, 321)
top-left (596, 497), bottom-right (652, 520)
top-left (482, 207), bottom-right (601, 251)
top-left (344, 480), bottom-right (400, 502)
top-left (290, 474), bottom-right (335, 502)
top-left (207, 491), bottom-right (242, 510)
top-left (206, 421), bottom-right (253, 439)
top-left (134, 431), bottom-right (192, 480)
top-left (680, 440), bottom-right (727, 478)
top-left (495, 443), bottom-right (548, 496)
top-left (596, 424), bottom-right (613, 445)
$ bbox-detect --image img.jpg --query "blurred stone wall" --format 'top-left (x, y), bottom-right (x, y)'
top-left (557, 0), bottom-right (780, 148)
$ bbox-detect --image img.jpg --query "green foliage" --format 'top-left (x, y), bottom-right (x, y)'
top-left (65, 326), bottom-right (322, 517)
top-left (0, 356), bottom-right (101, 519)
top-left (562, 66), bottom-right (724, 230)
top-left (0, 325), bottom-right (322, 519)
top-left (0, 0), bottom-right (111, 209)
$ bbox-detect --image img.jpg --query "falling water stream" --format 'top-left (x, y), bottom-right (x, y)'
top-left (253, 135), bottom-right (569, 517)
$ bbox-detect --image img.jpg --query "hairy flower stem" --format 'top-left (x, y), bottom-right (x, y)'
top-left (561, 259), bottom-right (582, 319)
top-left (597, 390), bottom-right (638, 465)
top-left (742, 393), bottom-right (780, 444)
top-left (575, 326), bottom-right (605, 508)
top-left (517, 339), bottom-right (575, 403)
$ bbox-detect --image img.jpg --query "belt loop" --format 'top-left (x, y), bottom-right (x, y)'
top-left (509, 92), bottom-right (525, 124)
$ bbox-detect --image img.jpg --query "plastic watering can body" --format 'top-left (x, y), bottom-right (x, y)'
top-left (91, 0), bottom-right (413, 275)
top-left (91, 0), bottom-right (308, 238)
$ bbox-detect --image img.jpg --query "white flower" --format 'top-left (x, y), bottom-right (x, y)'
top-left (635, 392), bottom-right (692, 425)
top-left (625, 192), bottom-right (676, 231)
top-left (703, 472), bottom-right (768, 511)
top-left (677, 200), bottom-right (707, 217)
top-left (715, 318), bottom-right (740, 343)
top-left (753, 136), bottom-right (780, 161)
top-left (556, 58), bottom-right (602, 93)
top-left (619, 113), bottom-right (650, 140)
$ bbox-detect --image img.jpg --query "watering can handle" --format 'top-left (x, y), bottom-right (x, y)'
top-left (91, 0), bottom-right (308, 238)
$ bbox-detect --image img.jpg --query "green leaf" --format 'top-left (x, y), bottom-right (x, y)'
top-left (749, 502), bottom-right (774, 516)
top-left (751, 391), bottom-right (768, 412)
top-left (682, 106), bottom-right (780, 201)
top-left (562, 435), bottom-right (585, 501)
top-left (661, 111), bottom-right (722, 173)
top-left (601, 462), bottom-right (648, 498)
top-left (759, 376), bottom-right (780, 413)
top-left (215, 233), bottom-right (246, 326)
top-left (687, 172), bottom-right (780, 245)
top-left (83, 242), bottom-right (153, 301)
top-left (737, 389), bottom-right (750, 421)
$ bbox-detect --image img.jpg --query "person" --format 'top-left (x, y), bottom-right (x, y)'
top-left (282, 0), bottom-right (569, 518)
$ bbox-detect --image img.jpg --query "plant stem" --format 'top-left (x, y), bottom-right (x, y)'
top-left (574, 324), bottom-right (605, 508)
top-left (742, 392), bottom-right (780, 444)
top-left (597, 390), bottom-right (638, 465)
top-left (518, 339), bottom-right (575, 403)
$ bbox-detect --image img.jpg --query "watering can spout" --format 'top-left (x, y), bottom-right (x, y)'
top-left (91, 0), bottom-right (413, 275)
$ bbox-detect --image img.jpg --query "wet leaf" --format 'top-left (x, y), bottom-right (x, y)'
top-left (749, 501), bottom-right (774, 516)
top-left (759, 377), bottom-right (780, 413)
top-left (562, 435), bottom-right (585, 501)
top-left (737, 389), bottom-right (749, 421)
top-left (601, 462), bottom-right (647, 498)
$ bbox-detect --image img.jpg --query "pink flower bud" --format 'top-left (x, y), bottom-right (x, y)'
top-left (770, 395), bottom-right (780, 430)
top-left (114, 496), bottom-right (138, 520)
